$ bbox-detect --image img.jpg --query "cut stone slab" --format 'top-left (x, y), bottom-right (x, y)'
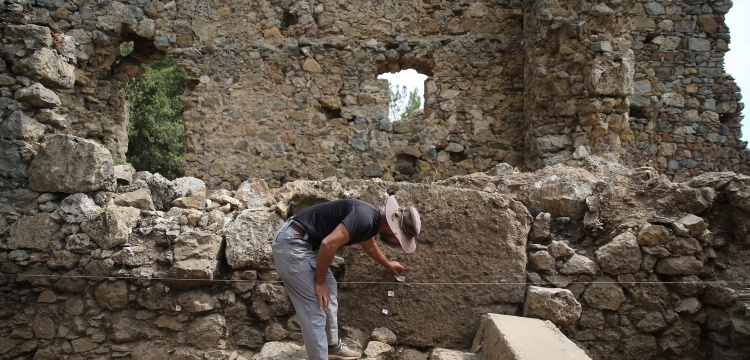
top-left (472, 313), bottom-right (592, 360)
top-left (430, 348), bottom-right (479, 360)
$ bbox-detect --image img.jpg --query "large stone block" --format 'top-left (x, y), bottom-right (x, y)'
top-left (13, 48), bottom-right (75, 89)
top-left (524, 286), bottom-right (582, 326)
top-left (28, 135), bottom-right (116, 193)
top-left (225, 209), bottom-right (283, 270)
top-left (596, 232), bottom-right (642, 275)
top-left (585, 49), bottom-right (634, 96)
top-left (0, 111), bottom-right (45, 142)
top-left (14, 83), bottom-right (61, 108)
top-left (167, 231), bottom-right (223, 289)
top-left (337, 181), bottom-right (531, 347)
top-left (7, 213), bottom-right (61, 250)
top-left (80, 203), bottom-right (140, 249)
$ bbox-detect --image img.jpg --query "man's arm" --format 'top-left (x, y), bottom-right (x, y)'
top-left (315, 223), bottom-right (350, 310)
top-left (362, 238), bottom-right (404, 276)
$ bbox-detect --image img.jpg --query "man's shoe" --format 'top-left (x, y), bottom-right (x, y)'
top-left (328, 342), bottom-right (361, 359)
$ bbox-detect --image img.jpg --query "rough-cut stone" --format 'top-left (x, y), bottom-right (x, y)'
top-left (596, 232), bottom-right (642, 275)
top-left (13, 48), bottom-right (75, 89)
top-left (585, 50), bottom-right (634, 96)
top-left (726, 179), bottom-right (750, 212)
top-left (524, 286), bottom-right (582, 326)
top-left (252, 341), bottom-right (306, 360)
top-left (14, 83), bottom-right (60, 108)
top-left (225, 209), bottom-right (283, 270)
top-left (94, 281), bottom-right (129, 309)
top-left (0, 111), bottom-right (45, 142)
top-left (701, 282), bottom-right (738, 308)
top-left (57, 193), bottom-right (99, 223)
top-left (529, 212), bottom-right (551, 242)
top-left (638, 224), bottom-right (670, 246)
top-left (236, 178), bottom-right (273, 207)
top-left (655, 256), bottom-right (703, 275)
top-left (559, 254), bottom-right (599, 275)
top-left (178, 290), bottom-right (219, 313)
top-left (28, 135), bottom-right (116, 193)
top-left (80, 203), bottom-right (140, 249)
top-left (515, 174), bottom-right (593, 219)
top-left (548, 241), bottom-right (575, 258)
top-left (676, 214), bottom-right (707, 235)
top-left (0, 140), bottom-right (27, 178)
top-left (363, 341), bottom-right (393, 359)
top-left (529, 251), bottom-right (556, 271)
top-left (7, 213), bottom-right (61, 250)
top-left (114, 164), bottom-right (136, 184)
top-left (114, 188), bottom-right (155, 210)
top-left (168, 231), bottom-right (223, 289)
top-left (583, 282), bottom-right (627, 310)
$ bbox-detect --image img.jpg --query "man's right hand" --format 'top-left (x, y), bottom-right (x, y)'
top-left (315, 281), bottom-right (330, 311)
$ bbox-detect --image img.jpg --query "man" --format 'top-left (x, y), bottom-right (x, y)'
top-left (271, 195), bottom-right (421, 360)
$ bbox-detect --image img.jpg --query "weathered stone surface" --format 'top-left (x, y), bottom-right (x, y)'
top-left (168, 231), bottom-right (223, 289)
top-left (7, 213), bottom-right (61, 250)
top-left (633, 311), bottom-right (668, 333)
top-left (94, 280), bottom-right (129, 309)
top-left (524, 286), bottom-right (582, 326)
top-left (225, 209), bottom-right (283, 270)
top-left (0, 139), bottom-right (27, 178)
top-left (529, 212), bottom-right (551, 242)
top-left (252, 283), bottom-right (293, 321)
top-left (548, 241), bottom-right (575, 258)
top-left (363, 341), bottom-right (393, 359)
top-left (559, 254), bottom-right (599, 275)
top-left (80, 203), bottom-right (140, 249)
top-left (114, 164), bottom-right (136, 184)
top-left (676, 214), bottom-right (707, 235)
top-left (57, 193), bottom-right (99, 223)
top-left (701, 282), bottom-right (738, 308)
top-left (28, 135), bottom-right (116, 193)
top-left (371, 327), bottom-right (398, 345)
top-left (529, 251), bottom-right (556, 271)
top-left (13, 48), bottom-right (75, 89)
top-left (514, 173), bottom-right (593, 219)
top-left (0, 111), bottom-right (45, 142)
top-left (726, 179), bottom-right (750, 212)
top-left (131, 341), bottom-right (170, 360)
top-left (235, 178), bottom-right (273, 207)
top-left (638, 224), bottom-right (670, 246)
top-left (186, 314), bottom-right (226, 349)
top-left (114, 188), bottom-right (155, 210)
top-left (596, 232), bottom-right (642, 275)
top-left (339, 182), bottom-right (531, 347)
top-left (585, 50), bottom-right (634, 96)
top-left (251, 341), bottom-right (306, 360)
top-left (583, 282), bottom-right (627, 310)
top-left (177, 290), bottom-right (219, 313)
top-left (14, 83), bottom-right (60, 108)
top-left (655, 256), bottom-right (703, 275)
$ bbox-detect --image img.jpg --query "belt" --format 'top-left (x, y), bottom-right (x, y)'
top-left (289, 220), bottom-right (309, 241)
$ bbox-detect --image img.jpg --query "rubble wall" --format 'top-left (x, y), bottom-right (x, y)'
top-left (0, 0), bottom-right (746, 192)
top-left (2, 155), bottom-right (750, 359)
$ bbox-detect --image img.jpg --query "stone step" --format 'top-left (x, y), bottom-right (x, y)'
top-left (471, 314), bottom-right (592, 360)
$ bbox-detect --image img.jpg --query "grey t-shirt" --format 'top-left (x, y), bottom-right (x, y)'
top-left (292, 199), bottom-right (380, 248)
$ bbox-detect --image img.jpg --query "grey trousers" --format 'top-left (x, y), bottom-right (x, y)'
top-left (272, 219), bottom-right (339, 360)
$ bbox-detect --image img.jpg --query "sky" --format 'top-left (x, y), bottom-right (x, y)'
top-left (382, 8), bottom-right (748, 142)
top-left (725, 3), bottom-right (750, 142)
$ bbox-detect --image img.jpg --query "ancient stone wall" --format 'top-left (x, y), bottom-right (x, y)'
top-left (2, 155), bottom-right (750, 359)
top-left (0, 1), bottom-right (746, 191)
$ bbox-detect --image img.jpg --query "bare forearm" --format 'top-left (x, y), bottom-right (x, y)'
top-left (315, 242), bottom-right (337, 284)
top-left (363, 241), bottom-right (391, 268)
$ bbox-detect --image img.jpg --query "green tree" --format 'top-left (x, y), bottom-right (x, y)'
top-left (120, 58), bottom-right (192, 180)
top-left (388, 83), bottom-right (422, 122)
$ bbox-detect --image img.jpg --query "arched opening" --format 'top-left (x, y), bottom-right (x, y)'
top-left (115, 34), bottom-right (195, 180)
top-left (377, 69), bottom-right (428, 122)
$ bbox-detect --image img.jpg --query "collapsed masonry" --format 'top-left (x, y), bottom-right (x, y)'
top-left (1, 141), bottom-right (750, 359)
top-left (0, 0), bottom-right (748, 190)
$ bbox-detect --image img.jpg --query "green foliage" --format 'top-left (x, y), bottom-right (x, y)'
top-left (388, 83), bottom-right (422, 122)
top-left (119, 41), bottom-right (134, 57)
top-left (120, 58), bottom-right (192, 180)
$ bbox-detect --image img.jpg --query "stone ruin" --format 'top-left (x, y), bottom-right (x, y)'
top-left (1, 0), bottom-right (750, 359)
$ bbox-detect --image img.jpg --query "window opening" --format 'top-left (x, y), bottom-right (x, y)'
top-left (378, 69), bottom-right (428, 122)
top-left (117, 41), bottom-right (193, 180)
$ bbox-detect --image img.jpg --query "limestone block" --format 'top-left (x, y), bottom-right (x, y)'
top-left (529, 212), bottom-right (551, 243)
top-left (131, 341), bottom-right (170, 360)
top-left (638, 224), bottom-right (669, 246)
top-left (655, 256), bottom-right (703, 275)
top-left (634, 312), bottom-right (667, 333)
top-left (529, 251), bottom-right (555, 271)
top-left (57, 193), bottom-right (99, 223)
top-left (3, 24), bottom-right (53, 48)
top-left (7, 213), bottom-right (61, 250)
top-left (548, 240), bottom-right (575, 258)
top-left (251, 283), bottom-right (292, 320)
top-left (224, 209), bottom-right (283, 270)
top-left (582, 283), bottom-right (626, 310)
top-left (726, 179), bottom-right (750, 212)
top-left (0, 111), bottom-right (45, 142)
top-left (177, 290), bottom-right (219, 313)
top-left (186, 314), bottom-right (226, 349)
top-left (658, 319), bottom-right (701, 357)
top-left (371, 327), bottom-right (397, 345)
top-left (46, 250), bottom-right (79, 270)
top-left (471, 314), bottom-right (591, 360)
top-left (595, 232), bottom-right (642, 275)
top-left (585, 50), bottom-right (634, 96)
top-left (80, 203), bottom-right (140, 249)
top-left (235, 178), bottom-right (273, 207)
top-left (670, 275), bottom-right (705, 297)
top-left (363, 341), bottom-right (393, 359)
top-left (114, 188), bottom-right (155, 211)
top-left (559, 254), bottom-right (598, 275)
top-left (251, 341), bottom-right (306, 360)
top-left (112, 245), bottom-right (159, 266)
top-left (168, 231), bottom-right (223, 289)
top-left (147, 173), bottom-right (173, 210)
top-left (208, 189), bottom-right (241, 208)
top-left (701, 282), bottom-right (738, 308)
top-left (430, 348), bottom-right (478, 360)
top-left (169, 177), bottom-right (206, 205)
top-left (0, 139), bottom-right (27, 178)
top-left (14, 83), bottom-right (60, 108)
top-left (94, 280), bottom-right (129, 309)
top-left (338, 181), bottom-right (530, 346)
top-left (524, 286), bottom-right (582, 326)
top-left (114, 164), bottom-right (135, 184)
top-left (28, 135), bottom-right (116, 193)
top-left (13, 48), bottom-right (75, 89)
top-left (676, 214), bottom-right (707, 235)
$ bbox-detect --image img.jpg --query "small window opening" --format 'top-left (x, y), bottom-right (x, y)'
top-left (378, 69), bottom-right (428, 123)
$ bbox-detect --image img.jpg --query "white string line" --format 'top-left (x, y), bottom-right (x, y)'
top-left (2, 273), bottom-right (749, 286)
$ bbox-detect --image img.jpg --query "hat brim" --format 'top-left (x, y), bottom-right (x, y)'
top-left (385, 195), bottom-right (416, 253)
